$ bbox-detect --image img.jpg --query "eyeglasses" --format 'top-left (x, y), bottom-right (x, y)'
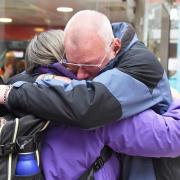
top-left (58, 51), bottom-right (107, 74)
top-left (58, 41), bottom-right (113, 74)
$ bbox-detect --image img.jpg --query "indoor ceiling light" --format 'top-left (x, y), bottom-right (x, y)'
top-left (56, 7), bottom-right (73, 12)
top-left (170, 8), bottom-right (178, 20)
top-left (0, 18), bottom-right (12, 23)
top-left (34, 27), bottom-right (45, 32)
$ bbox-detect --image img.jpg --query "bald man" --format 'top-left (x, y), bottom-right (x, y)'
top-left (0, 10), bottom-right (174, 180)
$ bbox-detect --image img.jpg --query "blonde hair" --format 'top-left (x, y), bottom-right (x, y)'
top-left (25, 29), bottom-right (64, 72)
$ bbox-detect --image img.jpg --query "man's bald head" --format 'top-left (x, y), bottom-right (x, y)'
top-left (64, 10), bottom-right (114, 50)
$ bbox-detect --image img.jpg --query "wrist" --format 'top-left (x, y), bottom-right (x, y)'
top-left (3, 85), bottom-right (12, 105)
top-left (37, 74), bottom-right (55, 81)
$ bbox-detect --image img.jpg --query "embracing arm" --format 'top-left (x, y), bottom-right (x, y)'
top-left (3, 68), bottom-right (168, 128)
top-left (102, 100), bottom-right (180, 157)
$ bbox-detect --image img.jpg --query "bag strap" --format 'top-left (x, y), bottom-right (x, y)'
top-left (78, 146), bottom-right (113, 180)
top-left (0, 132), bottom-right (43, 156)
top-left (0, 142), bottom-right (17, 156)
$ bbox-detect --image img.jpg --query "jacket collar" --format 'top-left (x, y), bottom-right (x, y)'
top-left (99, 22), bottom-right (138, 74)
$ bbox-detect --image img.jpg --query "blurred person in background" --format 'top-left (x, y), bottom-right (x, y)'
top-left (1, 57), bottom-right (15, 83)
top-left (15, 60), bottom-right (26, 74)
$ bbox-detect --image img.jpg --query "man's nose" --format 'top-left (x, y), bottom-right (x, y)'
top-left (76, 67), bottom-right (90, 80)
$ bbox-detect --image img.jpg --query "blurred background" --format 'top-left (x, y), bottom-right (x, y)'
top-left (0, 0), bottom-right (179, 91)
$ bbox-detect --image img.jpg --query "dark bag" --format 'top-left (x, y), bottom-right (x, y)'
top-left (0, 114), bottom-right (49, 180)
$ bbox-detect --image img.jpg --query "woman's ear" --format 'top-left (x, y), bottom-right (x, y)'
top-left (113, 38), bottom-right (121, 54)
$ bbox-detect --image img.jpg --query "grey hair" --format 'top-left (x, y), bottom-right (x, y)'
top-left (25, 29), bottom-right (64, 72)
top-left (65, 10), bottom-right (114, 47)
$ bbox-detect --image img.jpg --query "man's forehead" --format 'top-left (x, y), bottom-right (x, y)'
top-left (66, 39), bottom-right (104, 55)
top-left (66, 43), bottom-right (104, 64)
top-left (65, 29), bottom-right (102, 44)
top-left (65, 31), bottom-right (106, 63)
top-left (65, 33), bottom-right (104, 52)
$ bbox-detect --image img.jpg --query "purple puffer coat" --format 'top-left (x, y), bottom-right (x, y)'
top-left (41, 100), bottom-right (180, 180)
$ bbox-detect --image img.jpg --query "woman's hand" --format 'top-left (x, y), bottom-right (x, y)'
top-left (37, 74), bottom-right (71, 83)
top-left (0, 85), bottom-right (12, 104)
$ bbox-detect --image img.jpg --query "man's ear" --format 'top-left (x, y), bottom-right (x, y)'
top-left (113, 38), bottom-right (121, 54)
